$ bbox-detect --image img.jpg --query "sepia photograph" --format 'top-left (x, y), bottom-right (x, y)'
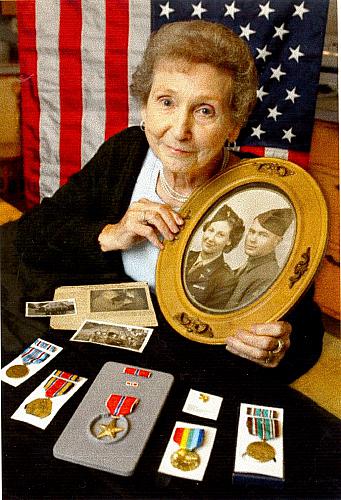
top-left (183, 187), bottom-right (296, 313)
top-left (50, 282), bottom-right (158, 330)
top-left (26, 299), bottom-right (77, 317)
top-left (156, 158), bottom-right (328, 344)
top-left (70, 320), bottom-right (153, 353)
top-left (90, 287), bottom-right (148, 313)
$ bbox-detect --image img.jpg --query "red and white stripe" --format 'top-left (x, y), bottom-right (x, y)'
top-left (17, 0), bottom-right (148, 207)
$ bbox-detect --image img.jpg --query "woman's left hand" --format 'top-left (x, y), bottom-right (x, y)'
top-left (225, 321), bottom-right (292, 368)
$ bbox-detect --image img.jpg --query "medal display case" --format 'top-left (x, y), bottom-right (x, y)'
top-left (53, 361), bottom-right (174, 476)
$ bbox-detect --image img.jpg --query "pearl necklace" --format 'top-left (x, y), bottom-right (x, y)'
top-left (159, 148), bottom-right (230, 204)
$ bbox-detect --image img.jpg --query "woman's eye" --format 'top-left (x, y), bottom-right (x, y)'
top-left (196, 106), bottom-right (215, 117)
top-left (159, 98), bottom-right (173, 107)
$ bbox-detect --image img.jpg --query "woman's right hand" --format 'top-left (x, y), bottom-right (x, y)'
top-left (98, 198), bottom-right (184, 252)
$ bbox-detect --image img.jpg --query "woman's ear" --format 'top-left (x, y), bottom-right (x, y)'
top-left (227, 124), bottom-right (242, 143)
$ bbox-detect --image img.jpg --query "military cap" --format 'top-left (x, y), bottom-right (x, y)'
top-left (257, 208), bottom-right (294, 237)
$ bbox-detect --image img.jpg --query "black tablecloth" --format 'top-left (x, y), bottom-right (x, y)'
top-left (2, 312), bottom-right (341, 500)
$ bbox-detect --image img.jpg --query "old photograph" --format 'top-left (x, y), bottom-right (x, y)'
top-left (90, 287), bottom-right (148, 313)
top-left (183, 187), bottom-right (296, 313)
top-left (26, 299), bottom-right (77, 317)
top-left (70, 320), bottom-right (153, 353)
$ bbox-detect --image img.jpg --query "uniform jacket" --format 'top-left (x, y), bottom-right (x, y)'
top-left (227, 251), bottom-right (280, 310)
top-left (185, 251), bottom-right (236, 310)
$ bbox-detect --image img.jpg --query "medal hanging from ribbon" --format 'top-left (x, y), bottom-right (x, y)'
top-left (6, 347), bottom-right (50, 379)
top-left (25, 370), bottom-right (80, 418)
top-left (92, 394), bottom-right (139, 442)
top-left (171, 427), bottom-right (205, 471)
top-left (243, 407), bottom-right (280, 463)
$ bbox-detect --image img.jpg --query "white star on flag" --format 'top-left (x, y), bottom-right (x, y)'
top-left (256, 44), bottom-right (272, 61)
top-left (159, 2), bottom-right (175, 19)
top-left (273, 23), bottom-right (289, 40)
top-left (257, 86), bottom-right (269, 101)
top-left (289, 45), bottom-right (304, 62)
top-left (240, 23), bottom-right (256, 41)
top-left (258, 1), bottom-right (275, 20)
top-left (270, 64), bottom-right (286, 81)
top-left (285, 87), bottom-right (300, 103)
top-left (267, 106), bottom-right (282, 121)
top-left (191, 2), bottom-right (207, 18)
top-left (282, 128), bottom-right (296, 142)
top-left (251, 124), bottom-right (266, 139)
top-left (293, 1), bottom-right (309, 20)
top-left (224, 1), bottom-right (240, 19)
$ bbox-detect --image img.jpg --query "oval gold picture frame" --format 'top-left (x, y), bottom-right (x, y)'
top-left (156, 157), bottom-right (328, 344)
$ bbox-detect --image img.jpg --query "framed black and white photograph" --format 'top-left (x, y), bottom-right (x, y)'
top-left (156, 157), bottom-right (328, 345)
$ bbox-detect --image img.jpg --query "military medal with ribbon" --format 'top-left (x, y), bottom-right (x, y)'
top-left (171, 427), bottom-right (205, 471)
top-left (25, 370), bottom-right (80, 418)
top-left (243, 407), bottom-right (280, 463)
top-left (5, 340), bottom-right (57, 379)
top-left (90, 394), bottom-right (139, 443)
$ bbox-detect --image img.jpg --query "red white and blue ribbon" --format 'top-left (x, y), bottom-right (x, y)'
top-left (106, 394), bottom-right (139, 416)
top-left (123, 367), bottom-right (152, 378)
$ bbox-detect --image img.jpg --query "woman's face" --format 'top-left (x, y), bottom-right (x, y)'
top-left (141, 60), bottom-right (239, 177)
top-left (202, 220), bottom-right (232, 258)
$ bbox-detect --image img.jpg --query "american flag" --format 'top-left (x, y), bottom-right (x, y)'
top-left (17, 0), bottom-right (329, 208)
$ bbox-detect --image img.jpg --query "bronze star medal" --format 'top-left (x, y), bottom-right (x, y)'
top-left (96, 417), bottom-right (125, 439)
top-left (91, 394), bottom-right (139, 444)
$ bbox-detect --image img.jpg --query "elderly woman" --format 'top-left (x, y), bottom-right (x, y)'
top-left (184, 204), bottom-right (244, 310)
top-left (2, 21), bottom-right (323, 378)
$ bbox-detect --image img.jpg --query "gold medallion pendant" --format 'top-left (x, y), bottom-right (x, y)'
top-left (171, 447), bottom-right (201, 471)
top-left (245, 441), bottom-right (276, 462)
top-left (25, 397), bottom-right (53, 418)
top-left (6, 364), bottom-right (29, 378)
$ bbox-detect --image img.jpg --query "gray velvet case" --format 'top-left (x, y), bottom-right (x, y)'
top-left (53, 361), bottom-right (174, 476)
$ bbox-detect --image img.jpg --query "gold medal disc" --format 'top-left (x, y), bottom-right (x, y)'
top-left (6, 364), bottom-right (29, 378)
top-left (171, 447), bottom-right (200, 471)
top-left (25, 397), bottom-right (53, 418)
top-left (246, 441), bottom-right (276, 462)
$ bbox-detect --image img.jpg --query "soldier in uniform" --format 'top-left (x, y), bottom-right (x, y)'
top-left (226, 208), bottom-right (294, 310)
top-left (185, 204), bottom-right (245, 310)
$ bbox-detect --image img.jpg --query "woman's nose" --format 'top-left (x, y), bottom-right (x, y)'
top-left (171, 108), bottom-right (192, 140)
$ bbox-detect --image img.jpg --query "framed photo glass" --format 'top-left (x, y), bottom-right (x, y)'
top-left (156, 158), bottom-right (328, 344)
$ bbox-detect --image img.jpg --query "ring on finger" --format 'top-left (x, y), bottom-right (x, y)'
top-left (140, 211), bottom-right (149, 225)
top-left (272, 338), bottom-right (284, 354)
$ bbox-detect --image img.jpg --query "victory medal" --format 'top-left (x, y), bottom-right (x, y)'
top-left (171, 427), bottom-right (205, 471)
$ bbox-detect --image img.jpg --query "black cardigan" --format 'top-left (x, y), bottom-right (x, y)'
top-left (3, 126), bottom-right (324, 382)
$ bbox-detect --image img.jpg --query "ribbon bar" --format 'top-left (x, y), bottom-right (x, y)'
top-left (123, 367), bottom-right (152, 378)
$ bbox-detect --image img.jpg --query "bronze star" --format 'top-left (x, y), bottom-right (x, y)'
top-left (96, 418), bottom-right (124, 439)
